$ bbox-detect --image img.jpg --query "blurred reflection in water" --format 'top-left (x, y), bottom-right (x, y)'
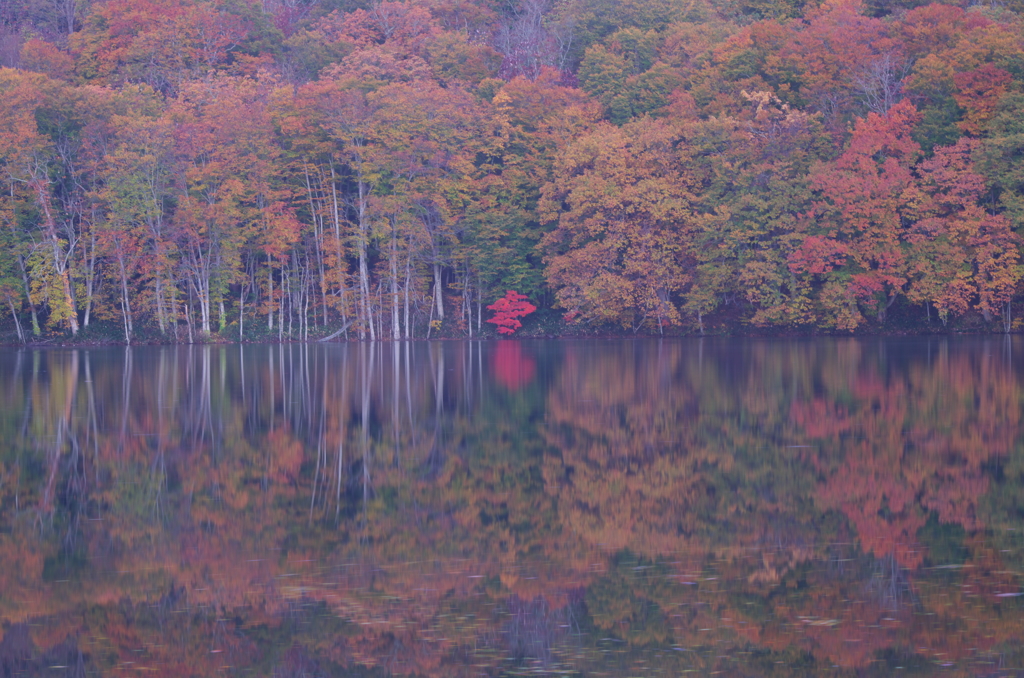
top-left (0, 338), bottom-right (1022, 677)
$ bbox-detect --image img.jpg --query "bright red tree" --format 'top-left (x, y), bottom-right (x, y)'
top-left (486, 290), bottom-right (536, 335)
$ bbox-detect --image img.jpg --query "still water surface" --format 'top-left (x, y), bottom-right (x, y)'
top-left (0, 338), bottom-right (1022, 677)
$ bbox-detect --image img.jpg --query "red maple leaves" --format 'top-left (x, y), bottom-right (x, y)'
top-left (486, 290), bottom-right (536, 335)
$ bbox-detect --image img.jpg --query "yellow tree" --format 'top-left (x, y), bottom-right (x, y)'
top-left (170, 74), bottom-right (294, 336)
top-left (98, 86), bottom-right (178, 340)
top-left (906, 138), bottom-right (1020, 326)
top-left (363, 80), bottom-right (493, 337)
top-left (0, 69), bottom-right (80, 335)
top-left (295, 72), bottom-right (382, 339)
top-left (541, 116), bottom-right (699, 331)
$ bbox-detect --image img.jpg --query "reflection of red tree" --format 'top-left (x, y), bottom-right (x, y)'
top-left (793, 352), bottom-right (1015, 570)
top-left (492, 341), bottom-right (536, 391)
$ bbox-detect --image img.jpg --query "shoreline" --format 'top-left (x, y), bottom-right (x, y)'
top-left (1, 325), bottom-right (1015, 349)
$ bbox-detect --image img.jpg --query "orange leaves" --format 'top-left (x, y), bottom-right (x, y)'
top-left (835, 99), bottom-right (922, 167)
top-left (799, 100), bottom-right (922, 325)
top-left (259, 200), bottom-right (301, 261)
top-left (71, 0), bottom-right (248, 94)
top-left (897, 4), bottom-right (991, 59)
top-left (0, 70), bottom-right (56, 172)
top-left (541, 117), bottom-right (696, 330)
top-left (910, 138), bottom-right (1020, 320)
top-left (19, 39), bottom-right (75, 80)
top-left (166, 73), bottom-right (296, 332)
top-left (787, 235), bottom-right (848, 276)
top-left (790, 99), bottom-right (1019, 328)
top-left (332, 1), bottom-right (440, 52)
top-left (954, 64), bottom-right (1012, 136)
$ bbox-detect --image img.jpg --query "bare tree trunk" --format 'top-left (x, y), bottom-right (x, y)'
top-left (185, 292), bottom-right (194, 344)
top-left (404, 254), bottom-right (411, 339)
top-left (304, 167), bottom-right (329, 328)
top-left (357, 179), bottom-right (375, 340)
top-left (118, 255), bottom-right (132, 343)
top-left (239, 283), bottom-right (244, 340)
top-left (329, 164), bottom-right (347, 324)
top-left (390, 227), bottom-right (400, 340)
top-left (17, 253), bottom-right (40, 336)
top-left (52, 0), bottom-right (77, 34)
top-left (267, 254), bottom-right (274, 330)
top-left (82, 227), bottom-right (97, 327)
top-left (433, 263), bottom-right (444, 322)
top-left (198, 276), bottom-right (211, 335)
top-left (6, 292), bottom-right (24, 343)
top-left (31, 177), bottom-right (79, 335)
top-left (154, 276), bottom-right (166, 334)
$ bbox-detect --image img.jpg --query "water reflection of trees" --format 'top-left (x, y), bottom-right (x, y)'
top-left (0, 339), bottom-right (1022, 675)
top-left (541, 338), bottom-right (1024, 670)
top-left (0, 342), bottom-right (559, 676)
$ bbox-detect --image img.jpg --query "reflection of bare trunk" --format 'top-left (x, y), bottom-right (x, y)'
top-left (311, 350), bottom-right (329, 522)
top-left (435, 343), bottom-right (444, 418)
top-left (197, 345), bottom-right (214, 457)
top-left (157, 347), bottom-right (171, 473)
top-left (503, 595), bottom-right (567, 666)
top-left (392, 341), bottom-right (400, 467)
top-left (84, 353), bottom-right (99, 484)
top-left (359, 343), bottom-right (374, 535)
top-left (279, 344), bottom-right (286, 422)
top-left (119, 347), bottom-right (133, 457)
top-left (336, 345), bottom-right (349, 521)
top-left (405, 340), bottom-right (415, 446)
top-left (868, 552), bottom-right (915, 612)
top-left (191, 346), bottom-right (215, 456)
top-left (264, 346), bottom-right (275, 492)
top-left (40, 352), bottom-right (79, 522)
top-left (151, 411), bottom-right (167, 524)
top-left (62, 352), bottom-right (86, 547)
top-left (424, 342), bottom-right (445, 477)
top-left (310, 427), bottom-right (324, 521)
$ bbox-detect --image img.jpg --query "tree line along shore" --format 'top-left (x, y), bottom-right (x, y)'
top-left (2, 0), bottom-right (1024, 343)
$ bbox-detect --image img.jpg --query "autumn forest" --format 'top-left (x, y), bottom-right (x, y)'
top-left (3, 0), bottom-right (1024, 341)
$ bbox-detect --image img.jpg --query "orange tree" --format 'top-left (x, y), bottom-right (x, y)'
top-left (540, 116), bottom-right (700, 332)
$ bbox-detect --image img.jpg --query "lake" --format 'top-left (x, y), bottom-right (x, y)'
top-left (0, 338), bottom-right (1021, 677)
